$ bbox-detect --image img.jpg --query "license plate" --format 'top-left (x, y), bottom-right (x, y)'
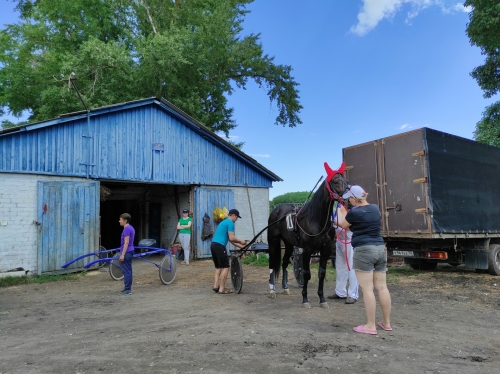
top-left (392, 250), bottom-right (414, 257)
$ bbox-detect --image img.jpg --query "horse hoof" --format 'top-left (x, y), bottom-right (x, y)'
top-left (282, 289), bottom-right (291, 295)
top-left (269, 291), bottom-right (276, 299)
top-left (320, 302), bottom-right (330, 309)
top-left (302, 302), bottom-right (311, 309)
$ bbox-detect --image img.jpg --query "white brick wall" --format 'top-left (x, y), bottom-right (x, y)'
top-left (0, 173), bottom-right (85, 273)
top-left (233, 187), bottom-right (269, 243)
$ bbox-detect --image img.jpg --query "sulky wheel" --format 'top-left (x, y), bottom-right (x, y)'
top-left (97, 246), bottom-right (111, 268)
top-left (231, 256), bottom-right (243, 294)
top-left (159, 254), bottom-right (177, 285)
top-left (109, 259), bottom-right (124, 281)
top-left (293, 250), bottom-right (304, 287)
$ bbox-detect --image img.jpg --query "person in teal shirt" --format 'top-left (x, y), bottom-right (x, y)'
top-left (211, 209), bottom-right (246, 294)
top-left (177, 209), bottom-right (193, 265)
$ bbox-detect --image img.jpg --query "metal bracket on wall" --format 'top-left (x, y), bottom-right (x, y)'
top-left (413, 177), bottom-right (427, 183)
top-left (415, 208), bottom-right (429, 213)
top-left (386, 204), bottom-right (402, 211)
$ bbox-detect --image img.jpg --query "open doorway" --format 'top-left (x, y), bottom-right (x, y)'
top-left (99, 182), bottom-right (190, 251)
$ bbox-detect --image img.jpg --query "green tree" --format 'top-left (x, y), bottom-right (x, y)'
top-left (270, 191), bottom-right (311, 212)
top-left (0, 0), bottom-right (302, 136)
top-left (465, 0), bottom-right (500, 145)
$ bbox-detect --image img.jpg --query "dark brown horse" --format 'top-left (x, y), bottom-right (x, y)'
top-left (267, 162), bottom-right (348, 308)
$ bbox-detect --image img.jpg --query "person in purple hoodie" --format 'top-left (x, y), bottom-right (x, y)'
top-left (118, 213), bottom-right (135, 296)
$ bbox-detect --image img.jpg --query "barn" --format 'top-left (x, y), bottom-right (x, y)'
top-left (0, 97), bottom-right (281, 275)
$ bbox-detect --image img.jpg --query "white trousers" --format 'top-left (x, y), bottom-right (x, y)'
top-left (335, 230), bottom-right (359, 299)
top-left (179, 233), bottom-right (191, 262)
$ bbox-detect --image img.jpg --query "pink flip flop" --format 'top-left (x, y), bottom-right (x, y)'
top-left (353, 325), bottom-right (377, 335)
top-left (377, 321), bottom-right (393, 331)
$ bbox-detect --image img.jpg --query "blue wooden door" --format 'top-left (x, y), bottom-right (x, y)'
top-left (37, 180), bottom-right (100, 275)
top-left (193, 187), bottom-right (234, 259)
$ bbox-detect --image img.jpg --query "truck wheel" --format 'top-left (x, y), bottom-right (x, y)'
top-left (488, 244), bottom-right (500, 276)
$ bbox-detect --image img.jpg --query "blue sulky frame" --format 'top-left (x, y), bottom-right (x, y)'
top-left (61, 247), bottom-right (178, 285)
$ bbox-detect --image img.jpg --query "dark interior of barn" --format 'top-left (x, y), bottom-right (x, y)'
top-left (99, 182), bottom-right (190, 251)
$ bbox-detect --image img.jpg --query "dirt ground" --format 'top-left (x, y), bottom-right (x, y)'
top-left (0, 255), bottom-right (499, 374)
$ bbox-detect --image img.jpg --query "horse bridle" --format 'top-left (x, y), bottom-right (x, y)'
top-left (326, 173), bottom-right (349, 205)
top-left (296, 173), bottom-right (349, 237)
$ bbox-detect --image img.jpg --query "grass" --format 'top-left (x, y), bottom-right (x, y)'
top-left (0, 271), bottom-right (87, 287)
top-left (242, 253), bottom-right (269, 266)
top-left (386, 266), bottom-right (420, 284)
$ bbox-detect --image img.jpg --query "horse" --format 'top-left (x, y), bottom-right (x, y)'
top-left (267, 162), bottom-right (348, 308)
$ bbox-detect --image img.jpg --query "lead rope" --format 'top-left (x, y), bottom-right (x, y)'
top-left (333, 205), bottom-right (351, 271)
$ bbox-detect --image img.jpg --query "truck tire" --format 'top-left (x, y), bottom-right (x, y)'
top-left (488, 244), bottom-right (500, 276)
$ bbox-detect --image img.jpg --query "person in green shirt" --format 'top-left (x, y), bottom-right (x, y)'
top-left (177, 209), bottom-right (193, 265)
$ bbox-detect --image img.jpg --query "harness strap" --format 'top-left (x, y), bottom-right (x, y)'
top-left (325, 179), bottom-right (345, 204)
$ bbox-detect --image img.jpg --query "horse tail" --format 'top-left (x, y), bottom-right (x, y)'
top-left (268, 236), bottom-right (282, 279)
top-left (268, 207), bottom-right (284, 280)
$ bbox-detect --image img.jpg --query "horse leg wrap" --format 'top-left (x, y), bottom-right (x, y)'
top-left (282, 269), bottom-right (288, 290)
top-left (269, 269), bottom-right (275, 291)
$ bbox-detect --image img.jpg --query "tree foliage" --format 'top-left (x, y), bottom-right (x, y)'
top-left (270, 191), bottom-right (311, 212)
top-left (465, 0), bottom-right (500, 145)
top-left (0, 0), bottom-right (302, 135)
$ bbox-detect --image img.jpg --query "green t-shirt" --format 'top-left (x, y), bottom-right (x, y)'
top-left (178, 217), bottom-right (192, 234)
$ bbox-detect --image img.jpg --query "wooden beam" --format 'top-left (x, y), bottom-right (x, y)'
top-left (412, 150), bottom-right (425, 157)
top-left (415, 208), bottom-right (429, 213)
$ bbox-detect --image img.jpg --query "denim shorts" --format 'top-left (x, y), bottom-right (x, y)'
top-left (353, 245), bottom-right (387, 272)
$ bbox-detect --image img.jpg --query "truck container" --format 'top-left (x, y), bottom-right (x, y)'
top-left (343, 127), bottom-right (500, 275)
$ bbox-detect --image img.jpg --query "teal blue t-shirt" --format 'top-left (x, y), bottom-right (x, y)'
top-left (212, 218), bottom-right (235, 246)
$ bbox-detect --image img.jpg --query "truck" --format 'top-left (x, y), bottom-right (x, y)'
top-left (343, 127), bottom-right (500, 275)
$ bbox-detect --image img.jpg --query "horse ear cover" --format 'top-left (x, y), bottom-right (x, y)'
top-left (324, 162), bottom-right (345, 182)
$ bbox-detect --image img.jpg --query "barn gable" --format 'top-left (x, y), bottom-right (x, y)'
top-left (0, 98), bottom-right (281, 186)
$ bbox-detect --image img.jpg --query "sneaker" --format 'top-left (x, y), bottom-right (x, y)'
top-left (181, 261), bottom-right (186, 264)
top-left (120, 290), bottom-right (132, 296)
top-left (185, 261), bottom-right (189, 266)
top-left (345, 297), bottom-right (357, 304)
top-left (327, 294), bottom-right (346, 300)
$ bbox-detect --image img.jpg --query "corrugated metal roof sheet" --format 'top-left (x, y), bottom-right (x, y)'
top-left (0, 98), bottom-right (281, 186)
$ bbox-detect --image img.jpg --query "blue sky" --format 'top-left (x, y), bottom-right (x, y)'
top-left (0, 1), bottom-right (494, 199)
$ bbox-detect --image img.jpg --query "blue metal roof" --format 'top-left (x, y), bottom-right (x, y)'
top-left (0, 98), bottom-right (281, 186)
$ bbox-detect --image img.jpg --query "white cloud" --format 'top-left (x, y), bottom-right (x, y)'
top-left (399, 123), bottom-right (413, 130)
top-left (215, 132), bottom-right (240, 141)
top-left (453, 3), bottom-right (472, 13)
top-left (351, 0), bottom-right (470, 36)
top-left (250, 154), bottom-right (271, 158)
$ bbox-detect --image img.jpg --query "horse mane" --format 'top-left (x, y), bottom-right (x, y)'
top-left (298, 180), bottom-right (331, 219)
